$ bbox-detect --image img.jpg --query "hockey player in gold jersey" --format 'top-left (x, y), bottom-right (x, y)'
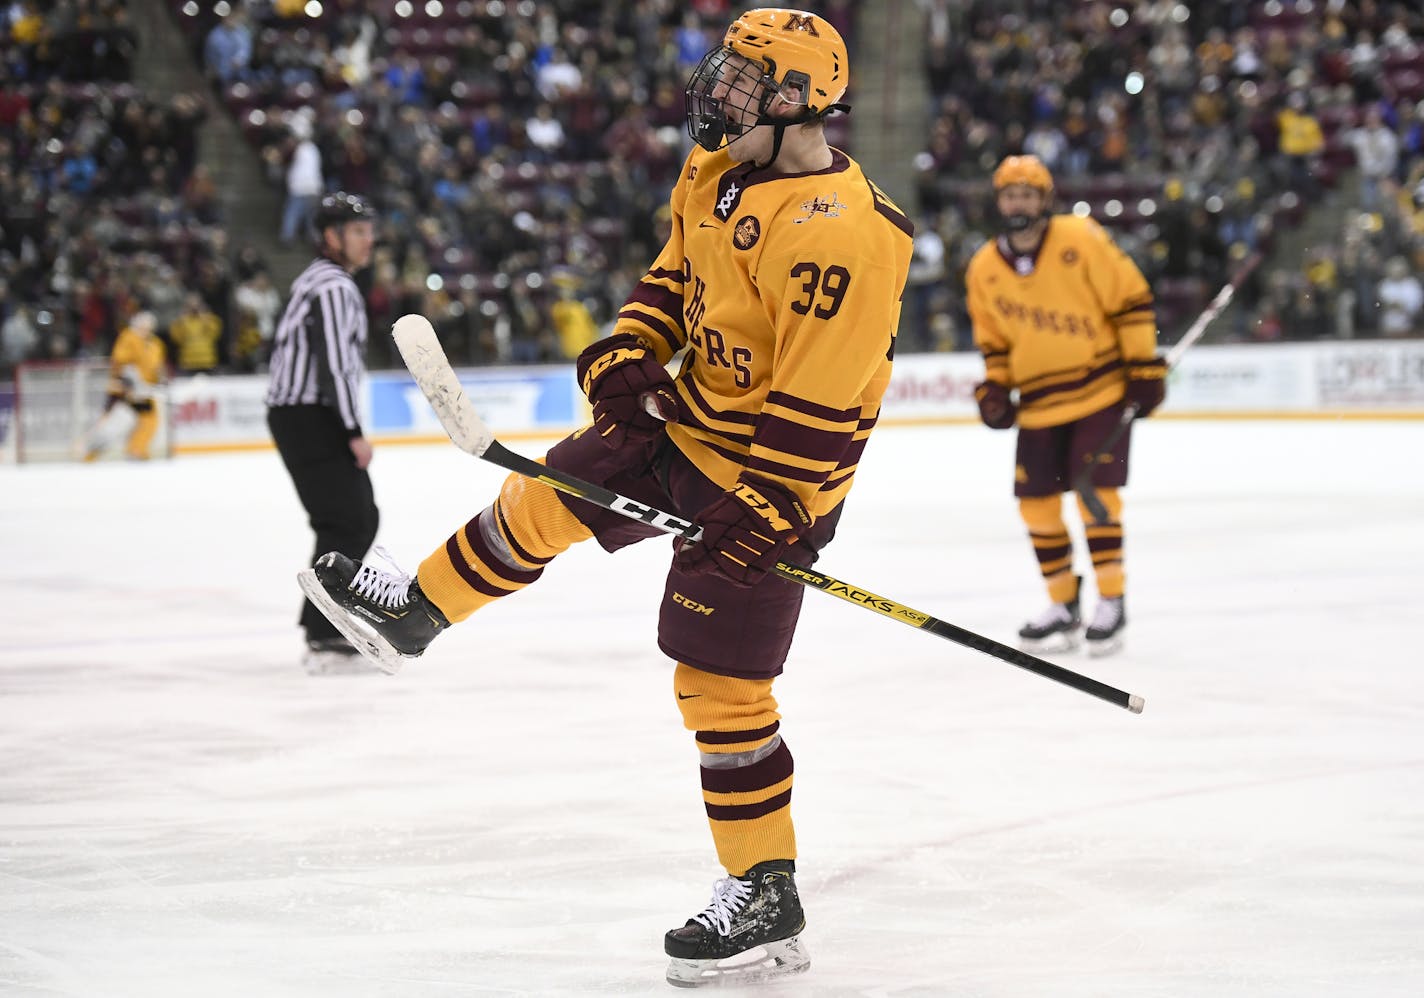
top-left (83, 310), bottom-right (167, 461)
top-left (966, 154), bottom-right (1165, 657)
top-left (302, 8), bottom-right (913, 988)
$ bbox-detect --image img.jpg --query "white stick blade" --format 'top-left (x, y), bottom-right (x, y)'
top-left (391, 314), bottom-right (494, 457)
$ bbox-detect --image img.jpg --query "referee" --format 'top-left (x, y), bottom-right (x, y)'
top-left (266, 191), bottom-right (380, 673)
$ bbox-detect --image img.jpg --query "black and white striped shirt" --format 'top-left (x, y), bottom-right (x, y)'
top-left (265, 257), bottom-right (368, 433)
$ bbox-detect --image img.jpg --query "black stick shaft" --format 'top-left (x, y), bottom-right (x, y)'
top-left (1075, 253), bottom-right (1263, 523)
top-left (480, 443), bottom-right (1144, 714)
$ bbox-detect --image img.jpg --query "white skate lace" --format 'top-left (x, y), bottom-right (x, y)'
top-left (1026, 601), bottom-right (1074, 629)
top-left (691, 875), bottom-right (754, 937)
top-left (350, 546), bottom-right (414, 609)
top-left (1089, 597), bottom-right (1123, 632)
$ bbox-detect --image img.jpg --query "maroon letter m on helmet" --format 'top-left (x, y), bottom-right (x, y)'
top-left (783, 13), bottom-right (820, 34)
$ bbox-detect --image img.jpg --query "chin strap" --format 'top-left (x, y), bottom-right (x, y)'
top-left (754, 101), bottom-right (851, 168)
top-left (761, 124), bottom-right (789, 169)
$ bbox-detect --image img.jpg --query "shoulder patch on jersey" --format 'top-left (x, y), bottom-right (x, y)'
top-left (733, 215), bottom-right (761, 249)
top-left (714, 175), bottom-right (745, 220)
top-left (794, 192), bottom-right (846, 224)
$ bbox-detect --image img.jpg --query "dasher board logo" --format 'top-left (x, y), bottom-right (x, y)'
top-left (1317, 342), bottom-right (1424, 405)
top-left (733, 215), bottom-right (761, 249)
top-left (794, 193), bottom-right (845, 223)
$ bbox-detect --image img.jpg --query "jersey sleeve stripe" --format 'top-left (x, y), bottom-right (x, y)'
top-left (646, 266), bottom-right (686, 285)
top-left (616, 307), bottom-right (684, 355)
top-left (744, 455), bottom-right (827, 485)
top-left (1019, 364), bottom-right (1124, 407)
top-left (764, 390), bottom-right (860, 424)
top-left (625, 282), bottom-right (687, 325)
top-left (751, 412), bottom-right (858, 464)
top-left (680, 379), bottom-right (759, 426)
top-left (1017, 354), bottom-right (1119, 392)
top-left (872, 196), bottom-right (914, 239)
top-left (1107, 299), bottom-right (1155, 317)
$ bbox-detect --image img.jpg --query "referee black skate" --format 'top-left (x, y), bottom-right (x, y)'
top-left (266, 191), bottom-right (381, 674)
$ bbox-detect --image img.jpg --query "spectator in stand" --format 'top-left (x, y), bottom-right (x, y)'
top-left (1377, 256), bottom-right (1423, 337)
top-left (903, 215), bottom-right (948, 354)
top-left (1347, 105), bottom-right (1400, 212)
top-left (203, 12), bottom-right (252, 86)
top-left (535, 46), bottom-right (582, 102)
top-left (1276, 91), bottom-right (1325, 197)
top-left (549, 274), bottom-right (598, 361)
top-left (383, 51), bottom-right (426, 107)
top-left (168, 292), bottom-right (223, 374)
top-left (2, 304), bottom-right (38, 371)
top-left (232, 268), bottom-right (281, 372)
top-left (182, 163), bottom-right (221, 225)
top-left (525, 103), bottom-right (566, 160)
top-left (280, 113), bottom-right (322, 244)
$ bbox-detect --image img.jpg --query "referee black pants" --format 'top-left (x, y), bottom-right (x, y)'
top-left (268, 405), bottom-right (379, 643)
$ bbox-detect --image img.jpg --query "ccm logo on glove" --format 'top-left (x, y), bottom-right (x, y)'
top-left (675, 475), bottom-right (811, 587)
top-left (576, 333), bottom-right (680, 449)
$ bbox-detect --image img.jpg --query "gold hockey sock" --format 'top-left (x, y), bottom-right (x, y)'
top-left (673, 662), bottom-right (795, 877)
top-left (1018, 495), bottom-right (1077, 602)
top-left (126, 408), bottom-right (158, 460)
top-left (1076, 488), bottom-right (1125, 599)
top-left (417, 470), bottom-right (592, 621)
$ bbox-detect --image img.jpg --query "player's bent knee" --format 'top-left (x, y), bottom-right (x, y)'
top-left (1018, 494), bottom-right (1066, 533)
top-left (673, 662), bottom-right (780, 744)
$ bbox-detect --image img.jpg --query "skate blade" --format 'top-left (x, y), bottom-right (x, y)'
top-left (301, 649), bottom-right (385, 676)
top-left (297, 569), bottom-right (408, 675)
top-left (1086, 635), bottom-right (1124, 658)
top-left (665, 935), bottom-right (810, 988)
top-left (1019, 632), bottom-right (1080, 656)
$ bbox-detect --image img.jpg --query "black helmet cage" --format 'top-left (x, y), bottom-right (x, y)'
top-left (685, 46), bottom-right (817, 152)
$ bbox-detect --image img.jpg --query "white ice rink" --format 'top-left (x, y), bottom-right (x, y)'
top-left (3, 419), bottom-right (1422, 997)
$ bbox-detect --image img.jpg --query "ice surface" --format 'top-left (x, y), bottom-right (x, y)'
top-left (2, 420), bottom-right (1422, 997)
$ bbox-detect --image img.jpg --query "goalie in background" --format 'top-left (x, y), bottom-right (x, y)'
top-left (83, 310), bottom-right (167, 462)
top-left (965, 154), bottom-right (1165, 657)
top-left (298, 8), bottom-right (914, 989)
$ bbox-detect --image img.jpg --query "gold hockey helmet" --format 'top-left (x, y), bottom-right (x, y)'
top-left (992, 155), bottom-right (1055, 193)
top-left (686, 9), bottom-right (849, 152)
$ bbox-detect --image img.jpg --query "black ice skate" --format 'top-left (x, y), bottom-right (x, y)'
top-left (1018, 574), bottom-right (1082, 653)
top-left (296, 549), bottom-right (449, 674)
top-left (664, 859), bottom-right (810, 988)
top-left (1085, 595), bottom-right (1126, 657)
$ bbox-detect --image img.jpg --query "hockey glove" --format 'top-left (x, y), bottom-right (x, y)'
top-left (675, 475), bottom-right (811, 588)
top-left (1124, 357), bottom-right (1167, 418)
top-left (576, 333), bottom-right (680, 449)
top-left (974, 380), bottom-right (1017, 430)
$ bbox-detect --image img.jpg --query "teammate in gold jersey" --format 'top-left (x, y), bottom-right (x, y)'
top-left (302, 9), bottom-right (913, 987)
top-left (83, 310), bottom-right (167, 461)
top-left (966, 154), bottom-right (1166, 657)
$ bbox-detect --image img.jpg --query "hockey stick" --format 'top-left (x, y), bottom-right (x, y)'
top-left (1074, 252), bottom-right (1263, 524)
top-left (392, 314), bottom-right (1144, 715)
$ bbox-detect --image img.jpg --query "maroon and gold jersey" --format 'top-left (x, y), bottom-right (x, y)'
top-left (108, 326), bottom-right (166, 395)
top-left (965, 214), bottom-right (1156, 429)
top-left (614, 146), bottom-right (914, 520)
